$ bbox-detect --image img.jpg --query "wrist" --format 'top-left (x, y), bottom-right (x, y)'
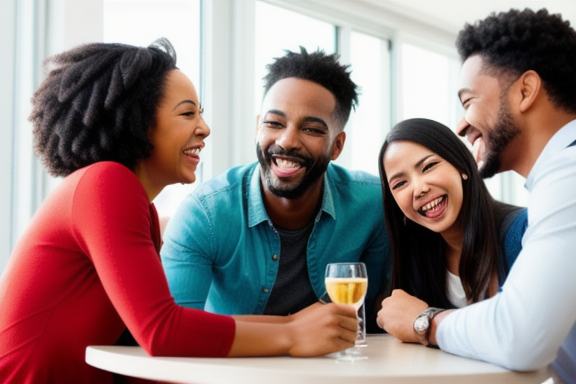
top-left (427, 309), bottom-right (450, 346)
top-left (413, 307), bottom-right (445, 347)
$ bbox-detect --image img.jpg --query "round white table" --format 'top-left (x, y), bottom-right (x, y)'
top-left (86, 334), bottom-right (550, 384)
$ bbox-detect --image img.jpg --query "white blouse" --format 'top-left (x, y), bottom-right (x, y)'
top-left (446, 270), bottom-right (468, 308)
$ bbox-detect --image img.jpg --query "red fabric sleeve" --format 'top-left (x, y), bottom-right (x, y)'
top-left (72, 162), bottom-right (235, 357)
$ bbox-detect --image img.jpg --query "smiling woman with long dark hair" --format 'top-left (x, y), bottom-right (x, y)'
top-left (377, 118), bottom-right (527, 310)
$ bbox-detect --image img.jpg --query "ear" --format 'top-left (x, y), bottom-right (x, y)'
top-left (517, 70), bottom-right (542, 113)
top-left (330, 131), bottom-right (346, 160)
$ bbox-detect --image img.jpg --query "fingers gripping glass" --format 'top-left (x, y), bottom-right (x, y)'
top-left (324, 262), bottom-right (368, 361)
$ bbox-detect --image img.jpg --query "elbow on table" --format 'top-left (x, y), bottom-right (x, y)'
top-left (142, 342), bottom-right (179, 357)
top-left (494, 340), bottom-right (555, 372)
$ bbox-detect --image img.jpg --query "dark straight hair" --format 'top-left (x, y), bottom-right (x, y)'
top-left (378, 118), bottom-right (512, 307)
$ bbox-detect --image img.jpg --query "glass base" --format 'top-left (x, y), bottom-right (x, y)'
top-left (335, 347), bottom-right (368, 362)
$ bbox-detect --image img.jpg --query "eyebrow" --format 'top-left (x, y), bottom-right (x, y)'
top-left (172, 100), bottom-right (197, 111)
top-left (387, 154), bottom-right (434, 182)
top-left (457, 88), bottom-right (470, 102)
top-left (264, 109), bottom-right (329, 129)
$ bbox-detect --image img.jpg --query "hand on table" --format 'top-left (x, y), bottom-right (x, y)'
top-left (377, 289), bottom-right (428, 343)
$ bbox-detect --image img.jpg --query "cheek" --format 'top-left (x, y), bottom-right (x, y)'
top-left (391, 190), bottom-right (412, 214)
top-left (468, 102), bottom-right (497, 129)
top-left (448, 180), bottom-right (465, 212)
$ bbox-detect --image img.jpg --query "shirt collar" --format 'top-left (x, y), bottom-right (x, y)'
top-left (246, 163), bottom-right (337, 228)
top-left (525, 119), bottom-right (576, 191)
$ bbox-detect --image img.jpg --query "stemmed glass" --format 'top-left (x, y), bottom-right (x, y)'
top-left (324, 262), bottom-right (368, 361)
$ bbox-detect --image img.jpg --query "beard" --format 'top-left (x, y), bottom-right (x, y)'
top-left (256, 143), bottom-right (330, 199)
top-left (479, 101), bottom-right (521, 179)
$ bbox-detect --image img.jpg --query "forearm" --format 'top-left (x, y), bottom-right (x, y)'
top-left (436, 269), bottom-right (576, 371)
top-left (228, 321), bottom-right (291, 356)
top-left (228, 303), bottom-right (358, 357)
top-left (232, 314), bottom-right (289, 324)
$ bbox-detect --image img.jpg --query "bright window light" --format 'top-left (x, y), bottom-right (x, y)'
top-left (103, 0), bottom-right (201, 219)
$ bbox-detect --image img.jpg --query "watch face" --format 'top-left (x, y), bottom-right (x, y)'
top-left (414, 315), bottom-right (429, 333)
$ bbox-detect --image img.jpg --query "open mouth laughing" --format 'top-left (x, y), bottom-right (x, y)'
top-left (418, 195), bottom-right (447, 218)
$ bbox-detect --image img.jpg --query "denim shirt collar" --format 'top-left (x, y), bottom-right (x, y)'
top-left (246, 163), bottom-right (337, 228)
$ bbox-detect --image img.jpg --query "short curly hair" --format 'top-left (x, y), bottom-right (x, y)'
top-left (262, 47), bottom-right (359, 128)
top-left (456, 8), bottom-right (576, 114)
top-left (30, 38), bottom-right (177, 177)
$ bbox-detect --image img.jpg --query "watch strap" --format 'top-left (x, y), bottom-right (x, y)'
top-left (414, 307), bottom-right (445, 347)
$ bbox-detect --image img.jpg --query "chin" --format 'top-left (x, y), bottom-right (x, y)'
top-left (179, 175), bottom-right (196, 185)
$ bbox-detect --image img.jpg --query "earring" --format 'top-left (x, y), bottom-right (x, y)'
top-left (403, 216), bottom-right (407, 225)
top-left (462, 174), bottom-right (468, 180)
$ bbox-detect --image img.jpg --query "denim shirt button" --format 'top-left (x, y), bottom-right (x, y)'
top-left (272, 254), bottom-right (278, 261)
top-left (262, 288), bottom-right (270, 293)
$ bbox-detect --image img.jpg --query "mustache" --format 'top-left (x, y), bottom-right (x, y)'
top-left (266, 146), bottom-right (312, 165)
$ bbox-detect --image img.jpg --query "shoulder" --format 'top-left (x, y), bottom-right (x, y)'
top-left (498, 205), bottom-right (528, 239)
top-left (508, 208), bottom-right (528, 233)
top-left (194, 163), bottom-right (256, 197)
top-left (501, 207), bottom-right (528, 268)
top-left (326, 163), bottom-right (381, 186)
top-left (74, 161), bottom-right (138, 183)
top-left (324, 164), bottom-right (385, 223)
top-left (325, 164), bottom-right (382, 207)
top-left (69, 162), bottom-right (148, 214)
top-left (171, 164), bottom-right (256, 226)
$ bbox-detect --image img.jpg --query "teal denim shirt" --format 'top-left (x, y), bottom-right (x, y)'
top-left (161, 163), bottom-right (391, 329)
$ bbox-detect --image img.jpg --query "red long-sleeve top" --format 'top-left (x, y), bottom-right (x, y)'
top-left (0, 162), bottom-right (235, 384)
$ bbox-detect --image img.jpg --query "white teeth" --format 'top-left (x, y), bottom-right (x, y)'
top-left (421, 197), bottom-right (443, 212)
top-left (275, 159), bottom-right (300, 169)
top-left (184, 148), bottom-right (200, 155)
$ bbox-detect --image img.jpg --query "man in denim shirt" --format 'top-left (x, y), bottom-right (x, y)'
top-left (161, 48), bottom-right (390, 332)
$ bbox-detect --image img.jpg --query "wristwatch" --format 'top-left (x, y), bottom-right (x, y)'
top-left (413, 307), bottom-right (445, 347)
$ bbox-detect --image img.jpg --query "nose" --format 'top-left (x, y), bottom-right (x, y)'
top-left (413, 177), bottom-right (430, 199)
top-left (195, 116), bottom-right (210, 138)
top-left (275, 125), bottom-right (300, 150)
top-left (456, 116), bottom-right (470, 137)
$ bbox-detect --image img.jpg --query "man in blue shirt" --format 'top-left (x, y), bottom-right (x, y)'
top-left (377, 8), bottom-right (576, 382)
top-left (161, 48), bottom-right (390, 332)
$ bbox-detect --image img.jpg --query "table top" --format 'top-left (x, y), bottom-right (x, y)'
top-left (86, 334), bottom-right (550, 384)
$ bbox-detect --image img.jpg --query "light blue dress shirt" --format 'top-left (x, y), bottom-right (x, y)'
top-left (161, 163), bottom-right (391, 324)
top-left (437, 120), bottom-right (576, 375)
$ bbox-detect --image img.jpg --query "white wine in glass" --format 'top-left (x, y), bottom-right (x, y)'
top-left (324, 262), bottom-right (368, 361)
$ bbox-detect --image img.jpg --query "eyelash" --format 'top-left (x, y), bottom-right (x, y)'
top-left (181, 107), bottom-right (204, 117)
top-left (422, 162), bottom-right (438, 172)
top-left (263, 120), bottom-right (283, 127)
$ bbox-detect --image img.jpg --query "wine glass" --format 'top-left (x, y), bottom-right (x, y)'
top-left (324, 262), bottom-right (368, 361)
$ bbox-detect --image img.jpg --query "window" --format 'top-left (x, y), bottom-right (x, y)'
top-left (399, 43), bottom-right (459, 128)
top-left (254, 1), bottom-right (336, 112)
top-left (103, 0), bottom-right (201, 218)
top-left (343, 31), bottom-right (391, 175)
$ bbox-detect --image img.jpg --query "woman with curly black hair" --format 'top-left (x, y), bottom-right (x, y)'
top-left (0, 39), bottom-right (358, 384)
top-left (376, 118), bottom-right (526, 312)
